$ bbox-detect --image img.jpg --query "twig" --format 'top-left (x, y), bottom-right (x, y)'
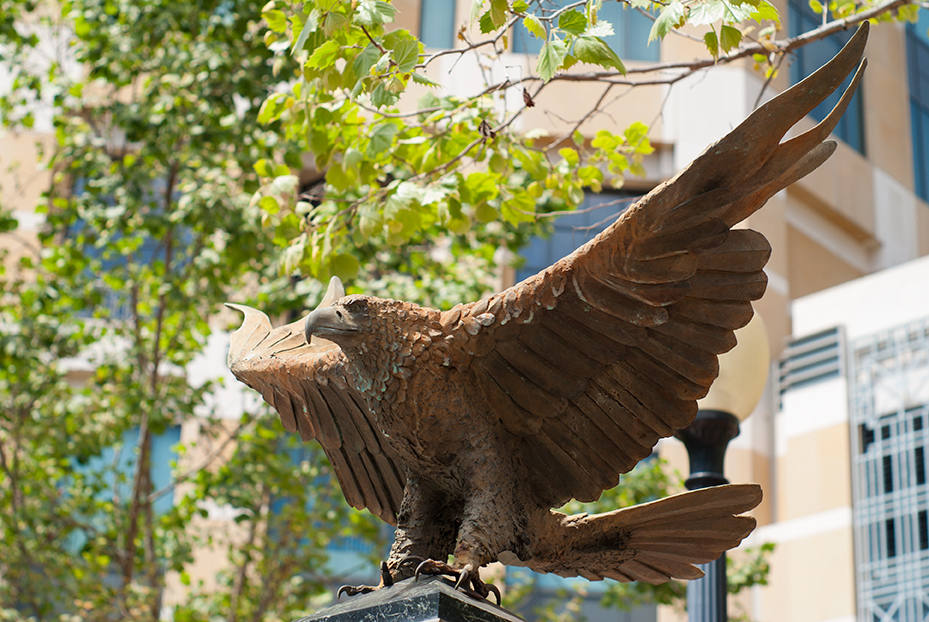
top-left (752, 50), bottom-right (788, 109)
top-left (477, 0), bottom-right (911, 91)
top-left (549, 83), bottom-right (614, 150)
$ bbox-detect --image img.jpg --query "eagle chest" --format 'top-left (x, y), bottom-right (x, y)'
top-left (377, 362), bottom-right (489, 469)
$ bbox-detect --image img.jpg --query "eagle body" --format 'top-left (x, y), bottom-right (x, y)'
top-left (227, 26), bottom-right (869, 590)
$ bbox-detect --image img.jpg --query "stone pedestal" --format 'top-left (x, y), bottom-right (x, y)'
top-left (296, 577), bottom-right (524, 622)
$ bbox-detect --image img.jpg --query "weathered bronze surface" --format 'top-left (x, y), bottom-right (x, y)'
top-left (227, 24), bottom-right (868, 598)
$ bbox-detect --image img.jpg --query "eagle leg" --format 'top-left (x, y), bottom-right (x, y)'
top-left (385, 476), bottom-right (460, 581)
top-left (414, 559), bottom-right (501, 604)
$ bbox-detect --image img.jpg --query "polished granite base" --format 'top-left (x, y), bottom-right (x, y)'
top-left (296, 576), bottom-right (524, 622)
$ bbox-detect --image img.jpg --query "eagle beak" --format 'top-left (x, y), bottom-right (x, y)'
top-left (304, 306), bottom-right (360, 345)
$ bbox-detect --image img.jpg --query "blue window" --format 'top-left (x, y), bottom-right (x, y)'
top-left (513, 2), bottom-right (658, 61)
top-left (788, 0), bottom-right (865, 154)
top-left (66, 425), bottom-right (181, 554)
top-left (420, 0), bottom-right (457, 49)
top-left (907, 15), bottom-right (929, 202)
top-left (516, 190), bottom-right (641, 283)
top-left (79, 425), bottom-right (182, 515)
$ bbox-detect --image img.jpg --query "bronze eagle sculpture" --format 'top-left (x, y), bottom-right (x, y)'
top-left (227, 24), bottom-right (868, 601)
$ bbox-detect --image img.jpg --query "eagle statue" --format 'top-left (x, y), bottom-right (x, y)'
top-left (226, 24), bottom-right (868, 601)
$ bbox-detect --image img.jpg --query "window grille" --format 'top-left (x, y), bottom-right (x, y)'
top-left (850, 317), bottom-right (929, 621)
top-left (778, 326), bottom-right (843, 400)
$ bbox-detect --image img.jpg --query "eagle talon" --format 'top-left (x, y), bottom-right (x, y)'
top-left (337, 584), bottom-right (377, 598)
top-left (380, 561), bottom-right (394, 587)
top-left (412, 560), bottom-right (500, 605)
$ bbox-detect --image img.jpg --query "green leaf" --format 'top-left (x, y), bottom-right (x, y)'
top-left (750, 0), bottom-right (780, 23)
top-left (330, 253), bottom-right (360, 280)
top-left (257, 92), bottom-right (291, 124)
top-left (523, 15), bottom-right (546, 39)
top-left (489, 0), bottom-right (508, 28)
top-left (371, 83), bottom-right (399, 108)
top-left (259, 196), bottom-right (280, 214)
top-left (411, 72), bottom-right (440, 87)
top-left (624, 122), bottom-right (653, 153)
top-left (591, 129), bottom-right (619, 150)
top-left (355, 0), bottom-right (397, 26)
top-left (688, 0), bottom-right (727, 25)
top-left (353, 44), bottom-right (381, 77)
top-left (704, 30), bottom-right (719, 58)
top-left (479, 12), bottom-right (496, 33)
top-left (324, 11), bottom-right (349, 35)
top-left (573, 36), bottom-right (626, 73)
top-left (263, 9), bottom-right (287, 33)
top-left (307, 40), bottom-right (340, 68)
top-left (558, 9), bottom-right (588, 35)
top-left (536, 39), bottom-right (568, 82)
top-left (649, 1), bottom-right (685, 42)
top-left (384, 30), bottom-right (420, 73)
top-left (292, 11), bottom-right (319, 54)
top-left (367, 123), bottom-right (399, 156)
top-left (513, 0), bottom-right (529, 12)
top-left (559, 147), bottom-right (579, 167)
top-left (501, 190), bottom-right (536, 224)
top-left (808, 0), bottom-right (823, 12)
top-left (719, 24), bottom-right (743, 51)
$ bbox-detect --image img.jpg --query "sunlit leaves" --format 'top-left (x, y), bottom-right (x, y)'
top-left (523, 14), bottom-right (545, 39)
top-left (263, 8), bottom-right (287, 32)
top-left (480, 0), bottom-right (509, 32)
top-left (720, 23), bottom-right (743, 51)
top-left (704, 30), bottom-right (720, 58)
top-left (537, 39), bottom-right (568, 82)
top-left (558, 9), bottom-right (588, 34)
top-left (650, 1), bottom-right (686, 41)
top-left (383, 29), bottom-right (420, 73)
top-left (306, 39), bottom-right (340, 68)
top-left (366, 122), bottom-right (399, 156)
top-left (354, 0), bottom-right (397, 26)
top-left (574, 35), bottom-right (626, 73)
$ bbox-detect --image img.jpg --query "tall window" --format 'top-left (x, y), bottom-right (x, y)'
top-left (907, 16), bottom-right (929, 202)
top-left (850, 318), bottom-right (929, 621)
top-left (513, 1), bottom-right (658, 61)
top-left (788, 0), bottom-right (865, 154)
top-left (420, 0), bottom-right (456, 49)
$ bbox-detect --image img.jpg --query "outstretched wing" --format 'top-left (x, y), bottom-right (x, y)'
top-left (226, 281), bottom-right (406, 524)
top-left (444, 24), bottom-right (869, 507)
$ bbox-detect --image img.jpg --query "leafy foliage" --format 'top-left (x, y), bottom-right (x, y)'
top-left (0, 0), bottom-right (382, 619)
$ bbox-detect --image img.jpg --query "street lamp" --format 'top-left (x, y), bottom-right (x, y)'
top-left (675, 312), bottom-right (770, 622)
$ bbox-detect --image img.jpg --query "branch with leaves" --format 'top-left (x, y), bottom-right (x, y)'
top-left (252, 0), bottom-right (918, 293)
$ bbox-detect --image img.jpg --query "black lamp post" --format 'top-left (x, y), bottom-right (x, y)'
top-left (675, 314), bottom-right (769, 622)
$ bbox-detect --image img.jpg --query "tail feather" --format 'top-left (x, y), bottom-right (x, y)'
top-left (513, 483), bottom-right (762, 584)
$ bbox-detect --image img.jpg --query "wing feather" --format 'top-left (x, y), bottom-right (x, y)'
top-left (516, 323), bottom-right (603, 378)
top-left (226, 303), bottom-right (406, 524)
top-left (461, 23), bottom-right (868, 507)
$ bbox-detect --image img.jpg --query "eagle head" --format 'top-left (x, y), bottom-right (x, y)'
top-left (304, 294), bottom-right (374, 348)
